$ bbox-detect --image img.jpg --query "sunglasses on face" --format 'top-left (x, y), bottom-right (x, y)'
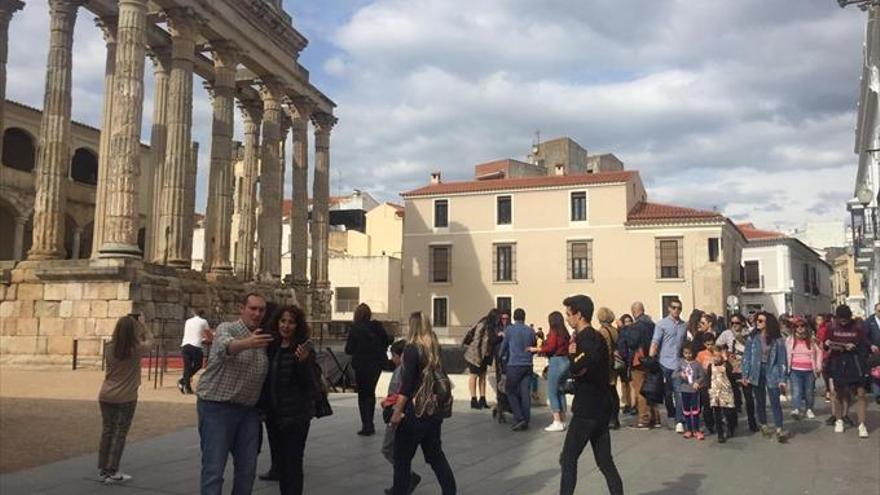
top-left (669, 306), bottom-right (682, 311)
top-left (757, 318), bottom-right (766, 323)
top-left (731, 321), bottom-right (742, 325)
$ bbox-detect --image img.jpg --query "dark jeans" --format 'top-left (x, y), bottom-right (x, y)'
top-left (609, 384), bottom-right (620, 424)
top-left (264, 419), bottom-right (281, 473)
top-left (505, 365), bottom-right (533, 425)
top-left (700, 388), bottom-right (715, 432)
top-left (754, 368), bottom-right (783, 429)
top-left (661, 366), bottom-right (683, 423)
top-left (180, 344), bottom-right (204, 389)
top-left (741, 382), bottom-right (758, 429)
top-left (98, 400), bottom-right (137, 475)
top-left (559, 416), bottom-right (623, 495)
top-left (681, 391), bottom-right (701, 432)
top-left (355, 364), bottom-right (382, 431)
top-left (197, 399), bottom-right (260, 495)
top-left (712, 407), bottom-right (737, 437)
top-left (277, 420), bottom-right (311, 495)
top-left (392, 416), bottom-right (456, 495)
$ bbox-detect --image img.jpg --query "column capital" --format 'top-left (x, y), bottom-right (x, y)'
top-left (47, 0), bottom-right (87, 15)
top-left (94, 15), bottom-right (118, 44)
top-left (257, 76), bottom-right (286, 105)
top-left (238, 97), bottom-right (263, 123)
top-left (288, 95), bottom-right (315, 121)
top-left (208, 40), bottom-right (242, 70)
top-left (0, 0), bottom-right (24, 20)
top-left (146, 44), bottom-right (171, 71)
top-left (162, 7), bottom-right (201, 57)
top-left (311, 112), bottom-right (337, 134)
top-left (14, 214), bottom-right (27, 226)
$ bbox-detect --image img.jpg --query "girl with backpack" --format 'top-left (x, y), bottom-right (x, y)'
top-left (389, 311), bottom-right (457, 495)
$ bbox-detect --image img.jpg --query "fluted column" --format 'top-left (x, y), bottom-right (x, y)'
top-left (71, 225), bottom-right (82, 259)
top-left (289, 97), bottom-right (313, 306)
top-left (0, 0), bottom-right (24, 161)
top-left (310, 112), bottom-right (337, 321)
top-left (203, 42), bottom-right (239, 275)
top-left (145, 46), bottom-right (170, 262)
top-left (28, 0), bottom-right (85, 260)
top-left (12, 215), bottom-right (25, 261)
top-left (156, 8), bottom-right (197, 267)
top-left (183, 141), bottom-right (198, 265)
top-left (98, 0), bottom-right (148, 258)
top-left (257, 78), bottom-right (284, 281)
top-left (90, 16), bottom-right (117, 258)
top-left (237, 100), bottom-right (262, 280)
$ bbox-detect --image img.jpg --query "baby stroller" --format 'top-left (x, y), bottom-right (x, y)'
top-left (489, 356), bottom-right (512, 423)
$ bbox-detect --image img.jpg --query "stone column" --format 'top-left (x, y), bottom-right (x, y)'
top-left (156, 7), bottom-right (197, 267)
top-left (289, 97), bottom-right (313, 306)
top-left (310, 112), bottom-right (337, 321)
top-left (144, 46), bottom-right (170, 262)
top-left (257, 78), bottom-right (284, 281)
top-left (183, 141), bottom-right (198, 266)
top-left (90, 15), bottom-right (117, 258)
top-left (12, 215), bottom-right (25, 261)
top-left (28, 0), bottom-right (85, 260)
top-left (98, 0), bottom-right (149, 258)
top-left (237, 100), bottom-right (262, 280)
top-left (71, 225), bottom-right (82, 259)
top-left (0, 0), bottom-right (24, 160)
top-left (203, 42), bottom-right (239, 275)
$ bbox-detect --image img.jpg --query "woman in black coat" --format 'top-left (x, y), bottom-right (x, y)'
top-left (259, 304), bottom-right (317, 495)
top-left (345, 303), bottom-right (392, 435)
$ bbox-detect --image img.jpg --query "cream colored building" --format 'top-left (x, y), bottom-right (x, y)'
top-left (832, 249), bottom-right (866, 316)
top-left (401, 164), bottom-right (745, 342)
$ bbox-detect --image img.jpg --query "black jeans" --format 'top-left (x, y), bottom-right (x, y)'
top-left (711, 407), bottom-right (737, 437)
top-left (264, 418), bottom-right (281, 473)
top-left (609, 384), bottom-right (620, 424)
top-left (355, 364), bottom-right (382, 431)
top-left (700, 388), bottom-right (715, 432)
top-left (392, 416), bottom-right (456, 495)
top-left (559, 416), bottom-right (623, 495)
top-left (277, 420), bottom-right (310, 495)
top-left (741, 383), bottom-right (758, 429)
top-left (180, 344), bottom-right (203, 389)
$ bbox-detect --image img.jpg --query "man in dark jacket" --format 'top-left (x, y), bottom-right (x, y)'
top-left (559, 295), bottom-right (623, 495)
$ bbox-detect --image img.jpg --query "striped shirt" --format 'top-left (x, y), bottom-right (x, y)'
top-left (196, 319), bottom-right (268, 406)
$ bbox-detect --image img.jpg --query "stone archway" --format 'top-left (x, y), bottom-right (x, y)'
top-left (2, 127), bottom-right (36, 172)
top-left (70, 147), bottom-right (98, 185)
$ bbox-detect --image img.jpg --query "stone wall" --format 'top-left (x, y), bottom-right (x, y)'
top-left (0, 258), bottom-right (294, 366)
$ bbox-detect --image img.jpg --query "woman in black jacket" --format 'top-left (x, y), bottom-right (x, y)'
top-left (345, 303), bottom-right (392, 435)
top-left (259, 304), bottom-right (317, 495)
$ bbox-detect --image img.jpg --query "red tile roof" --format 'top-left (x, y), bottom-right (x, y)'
top-left (281, 196), bottom-right (348, 218)
top-left (736, 222), bottom-right (785, 241)
top-left (626, 202), bottom-right (724, 224)
top-left (401, 170), bottom-right (636, 197)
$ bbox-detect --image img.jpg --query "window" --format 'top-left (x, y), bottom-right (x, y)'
top-left (432, 297), bottom-right (448, 327)
top-left (434, 199), bottom-right (448, 228)
top-left (811, 266), bottom-right (819, 295)
top-left (656, 238), bottom-right (683, 279)
top-left (496, 296), bottom-right (512, 314)
top-left (496, 195), bottom-right (512, 225)
top-left (743, 260), bottom-right (761, 289)
top-left (493, 243), bottom-right (515, 282)
top-left (567, 240), bottom-right (593, 280)
top-left (708, 238), bottom-right (719, 262)
top-left (661, 295), bottom-right (680, 318)
top-left (335, 287), bottom-right (360, 313)
top-left (803, 263), bottom-right (810, 294)
top-left (429, 245), bottom-right (451, 283)
top-left (570, 192), bottom-right (587, 221)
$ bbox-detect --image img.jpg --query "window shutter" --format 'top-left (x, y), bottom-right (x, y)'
top-left (492, 244), bottom-right (498, 281)
top-left (511, 243), bottom-right (517, 282)
top-left (677, 239), bottom-right (684, 278)
top-left (566, 241), bottom-right (573, 280)
top-left (587, 240), bottom-right (593, 280)
top-left (655, 239), bottom-right (662, 279)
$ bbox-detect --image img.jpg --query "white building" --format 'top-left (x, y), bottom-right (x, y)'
top-left (738, 224), bottom-right (833, 316)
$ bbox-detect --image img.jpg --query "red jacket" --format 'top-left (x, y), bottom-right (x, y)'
top-left (540, 330), bottom-right (569, 357)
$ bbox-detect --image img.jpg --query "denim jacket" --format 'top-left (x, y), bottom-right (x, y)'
top-left (742, 334), bottom-right (787, 388)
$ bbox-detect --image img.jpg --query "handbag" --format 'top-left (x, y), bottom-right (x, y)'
top-left (315, 393), bottom-right (333, 418)
top-left (561, 376), bottom-right (577, 395)
top-left (311, 361), bottom-right (334, 418)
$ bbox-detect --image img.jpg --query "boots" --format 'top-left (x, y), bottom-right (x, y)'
top-left (479, 396), bottom-right (489, 409)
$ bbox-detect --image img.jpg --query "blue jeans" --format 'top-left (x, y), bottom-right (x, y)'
top-left (506, 365), bottom-right (533, 425)
top-left (790, 370), bottom-right (816, 412)
top-left (197, 399), bottom-right (261, 495)
top-left (754, 367), bottom-right (783, 429)
top-left (661, 366), bottom-right (684, 424)
top-left (547, 356), bottom-right (570, 413)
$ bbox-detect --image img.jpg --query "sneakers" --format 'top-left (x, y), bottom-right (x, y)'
top-left (805, 409), bottom-right (815, 419)
top-left (630, 423), bottom-right (651, 430)
top-left (470, 397), bottom-right (480, 410)
top-left (675, 422), bottom-right (685, 434)
top-left (790, 409), bottom-right (800, 421)
top-left (103, 472), bottom-right (132, 484)
top-left (834, 419), bottom-right (844, 433)
top-left (859, 423), bottom-right (869, 439)
top-left (511, 420), bottom-right (529, 431)
top-left (683, 431), bottom-right (693, 439)
top-left (544, 421), bottom-right (566, 432)
top-left (177, 380), bottom-right (186, 394)
top-left (776, 429), bottom-right (788, 443)
top-left (760, 424), bottom-right (773, 438)
top-left (694, 431), bottom-right (705, 441)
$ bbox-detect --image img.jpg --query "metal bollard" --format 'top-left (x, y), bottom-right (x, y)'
top-left (72, 338), bottom-right (78, 370)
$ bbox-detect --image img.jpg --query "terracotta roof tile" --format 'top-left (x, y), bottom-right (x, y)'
top-left (735, 222), bottom-right (786, 241)
top-left (401, 170), bottom-right (636, 197)
top-left (627, 202), bottom-right (724, 224)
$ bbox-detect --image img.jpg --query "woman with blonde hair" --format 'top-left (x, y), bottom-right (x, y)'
top-left (596, 307), bottom-right (622, 429)
top-left (389, 311), bottom-right (456, 495)
top-left (97, 314), bottom-right (153, 484)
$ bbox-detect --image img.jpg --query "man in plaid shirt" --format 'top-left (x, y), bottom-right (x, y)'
top-left (196, 292), bottom-right (274, 495)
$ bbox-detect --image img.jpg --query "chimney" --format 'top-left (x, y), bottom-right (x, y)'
top-left (431, 171), bottom-right (442, 184)
top-left (554, 163), bottom-right (565, 176)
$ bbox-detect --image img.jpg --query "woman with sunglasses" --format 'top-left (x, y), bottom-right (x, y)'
top-left (785, 316), bottom-right (821, 421)
top-left (742, 311), bottom-right (788, 442)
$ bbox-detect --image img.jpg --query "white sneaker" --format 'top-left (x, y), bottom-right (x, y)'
top-left (780, 394), bottom-right (788, 403)
top-left (790, 409), bottom-right (800, 419)
top-left (858, 423), bottom-right (869, 439)
top-left (805, 409), bottom-right (815, 419)
top-left (675, 422), bottom-right (685, 434)
top-left (544, 421), bottom-right (565, 432)
top-left (834, 419), bottom-right (844, 433)
top-left (103, 472), bottom-right (132, 484)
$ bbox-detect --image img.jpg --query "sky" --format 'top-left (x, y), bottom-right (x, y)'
top-left (5, 0), bottom-right (869, 233)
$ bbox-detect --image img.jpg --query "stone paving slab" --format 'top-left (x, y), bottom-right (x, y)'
top-left (1, 394), bottom-right (878, 494)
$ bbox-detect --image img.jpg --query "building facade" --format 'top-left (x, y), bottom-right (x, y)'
top-left (401, 153), bottom-right (745, 343)
top-left (831, 249), bottom-right (866, 316)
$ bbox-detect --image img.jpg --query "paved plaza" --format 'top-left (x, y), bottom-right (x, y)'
top-left (1, 391), bottom-right (878, 495)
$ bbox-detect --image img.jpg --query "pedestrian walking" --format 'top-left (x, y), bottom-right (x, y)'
top-left (649, 298), bottom-right (687, 432)
top-left (742, 311), bottom-right (788, 442)
top-left (623, 302), bottom-right (659, 429)
top-left (381, 340), bottom-right (421, 495)
top-left (179, 310), bottom-right (211, 394)
top-left (824, 305), bottom-right (875, 438)
top-left (97, 314), bottom-right (153, 484)
top-left (596, 307), bottom-right (622, 429)
top-left (463, 308), bottom-right (499, 410)
top-left (530, 311), bottom-right (570, 432)
top-left (616, 314), bottom-right (636, 417)
top-left (346, 303), bottom-right (392, 436)
top-left (785, 316), bottom-right (821, 421)
top-left (501, 308), bottom-right (536, 431)
top-left (558, 295), bottom-right (623, 495)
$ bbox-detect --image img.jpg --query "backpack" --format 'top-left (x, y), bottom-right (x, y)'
top-left (413, 364), bottom-right (454, 419)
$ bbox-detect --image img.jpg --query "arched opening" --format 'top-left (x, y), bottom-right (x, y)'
top-left (70, 148), bottom-right (98, 185)
top-left (2, 127), bottom-right (36, 172)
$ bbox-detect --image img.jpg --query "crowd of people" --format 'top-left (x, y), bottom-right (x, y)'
top-left (93, 291), bottom-right (880, 495)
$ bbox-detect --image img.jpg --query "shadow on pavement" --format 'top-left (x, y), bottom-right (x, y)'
top-left (640, 473), bottom-right (706, 495)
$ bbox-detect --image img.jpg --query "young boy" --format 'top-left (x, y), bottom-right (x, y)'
top-left (381, 340), bottom-right (420, 495)
top-left (677, 346), bottom-right (706, 440)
